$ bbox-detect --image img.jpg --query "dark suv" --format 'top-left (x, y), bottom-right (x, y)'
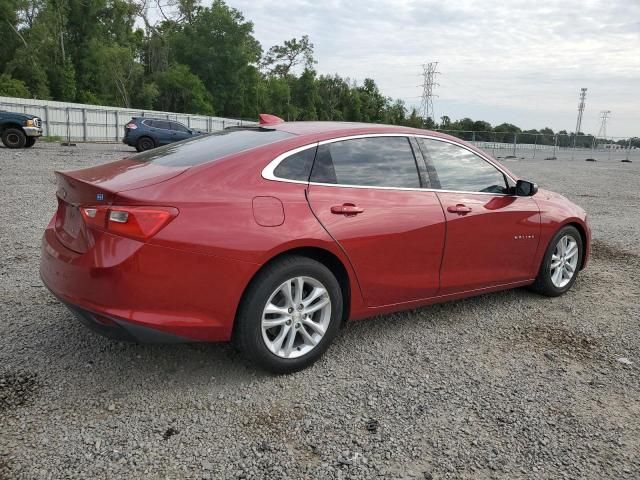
top-left (123, 117), bottom-right (204, 152)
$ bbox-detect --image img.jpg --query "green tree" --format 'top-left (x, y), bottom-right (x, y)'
top-left (0, 74), bottom-right (31, 97)
top-left (262, 35), bottom-right (315, 77)
top-left (170, 0), bottom-right (262, 116)
top-left (154, 64), bottom-right (213, 114)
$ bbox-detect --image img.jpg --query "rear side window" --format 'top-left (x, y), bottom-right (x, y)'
top-left (131, 128), bottom-right (294, 167)
top-left (273, 146), bottom-right (317, 181)
top-left (141, 119), bottom-right (154, 127)
top-left (153, 120), bottom-right (171, 130)
top-left (310, 137), bottom-right (420, 188)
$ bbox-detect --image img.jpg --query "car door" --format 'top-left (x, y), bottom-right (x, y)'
top-left (417, 137), bottom-right (540, 295)
top-left (151, 120), bottom-right (173, 145)
top-left (170, 121), bottom-right (192, 142)
top-left (306, 135), bottom-right (446, 307)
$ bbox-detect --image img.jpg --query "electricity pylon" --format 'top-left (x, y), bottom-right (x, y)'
top-left (419, 62), bottom-right (440, 122)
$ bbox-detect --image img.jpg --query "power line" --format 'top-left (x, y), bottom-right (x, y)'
top-left (419, 62), bottom-right (439, 121)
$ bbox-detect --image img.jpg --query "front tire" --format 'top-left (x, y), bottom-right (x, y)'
top-left (235, 256), bottom-right (343, 373)
top-left (25, 137), bottom-right (36, 148)
top-left (1, 128), bottom-right (27, 148)
top-left (530, 225), bottom-right (583, 297)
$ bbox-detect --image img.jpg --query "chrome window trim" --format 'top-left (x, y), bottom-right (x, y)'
top-left (261, 133), bottom-right (516, 196)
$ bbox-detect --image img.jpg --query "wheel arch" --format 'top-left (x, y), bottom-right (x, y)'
top-left (565, 221), bottom-right (588, 270)
top-left (0, 123), bottom-right (23, 133)
top-left (233, 246), bottom-right (352, 337)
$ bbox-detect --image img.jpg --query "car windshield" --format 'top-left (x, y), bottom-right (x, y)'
top-left (130, 127), bottom-right (294, 167)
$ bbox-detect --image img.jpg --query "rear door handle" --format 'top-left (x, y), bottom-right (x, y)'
top-left (447, 204), bottom-right (472, 214)
top-left (331, 204), bottom-right (364, 215)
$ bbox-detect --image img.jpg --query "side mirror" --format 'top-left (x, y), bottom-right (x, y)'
top-left (515, 179), bottom-right (538, 196)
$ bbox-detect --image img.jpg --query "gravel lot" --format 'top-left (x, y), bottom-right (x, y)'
top-left (1, 142), bottom-right (638, 479)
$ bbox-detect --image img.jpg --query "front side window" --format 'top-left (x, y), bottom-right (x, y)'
top-left (420, 139), bottom-right (509, 194)
top-left (310, 137), bottom-right (420, 188)
top-left (171, 122), bottom-right (190, 133)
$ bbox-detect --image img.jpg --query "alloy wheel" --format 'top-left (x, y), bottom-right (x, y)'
top-left (550, 234), bottom-right (579, 288)
top-left (261, 276), bottom-right (332, 359)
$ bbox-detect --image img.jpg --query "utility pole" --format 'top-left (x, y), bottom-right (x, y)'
top-left (573, 87), bottom-right (587, 148)
top-left (596, 110), bottom-right (611, 140)
top-left (594, 110), bottom-right (611, 155)
top-left (419, 62), bottom-right (440, 124)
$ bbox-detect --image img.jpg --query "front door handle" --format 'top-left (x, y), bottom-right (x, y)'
top-left (447, 204), bottom-right (472, 214)
top-left (331, 204), bottom-right (364, 216)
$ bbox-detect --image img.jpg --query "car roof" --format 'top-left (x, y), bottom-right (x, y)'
top-left (267, 121), bottom-right (454, 142)
top-left (256, 121), bottom-right (516, 178)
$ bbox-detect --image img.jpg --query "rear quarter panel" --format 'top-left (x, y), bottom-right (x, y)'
top-left (116, 141), bottom-right (367, 324)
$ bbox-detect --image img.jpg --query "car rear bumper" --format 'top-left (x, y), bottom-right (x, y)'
top-left (40, 219), bottom-right (258, 343)
top-left (59, 298), bottom-right (189, 343)
top-left (24, 127), bottom-right (42, 137)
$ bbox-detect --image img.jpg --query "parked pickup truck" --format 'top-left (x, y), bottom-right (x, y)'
top-left (0, 110), bottom-right (43, 148)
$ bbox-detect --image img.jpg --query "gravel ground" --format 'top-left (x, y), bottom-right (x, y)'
top-left (0, 142), bottom-right (638, 479)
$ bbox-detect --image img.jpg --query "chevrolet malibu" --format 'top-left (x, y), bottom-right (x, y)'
top-left (40, 117), bottom-right (590, 373)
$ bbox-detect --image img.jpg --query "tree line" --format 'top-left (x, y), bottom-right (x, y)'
top-left (0, 0), bottom-right (637, 147)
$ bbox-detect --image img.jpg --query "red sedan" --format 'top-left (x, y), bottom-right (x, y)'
top-left (40, 118), bottom-right (590, 372)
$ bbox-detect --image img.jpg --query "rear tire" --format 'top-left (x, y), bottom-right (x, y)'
top-left (235, 255), bottom-right (343, 373)
top-left (529, 225), bottom-right (583, 297)
top-left (25, 137), bottom-right (36, 148)
top-left (1, 128), bottom-right (27, 148)
top-left (136, 136), bottom-right (155, 152)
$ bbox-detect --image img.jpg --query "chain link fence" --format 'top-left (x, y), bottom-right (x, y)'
top-left (436, 130), bottom-right (638, 162)
top-left (0, 96), bottom-right (256, 143)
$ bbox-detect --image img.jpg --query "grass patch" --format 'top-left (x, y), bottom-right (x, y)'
top-left (39, 135), bottom-right (63, 143)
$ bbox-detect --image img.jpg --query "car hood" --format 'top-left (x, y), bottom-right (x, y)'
top-left (535, 188), bottom-right (587, 219)
top-left (0, 111), bottom-right (38, 121)
top-left (536, 188), bottom-right (569, 203)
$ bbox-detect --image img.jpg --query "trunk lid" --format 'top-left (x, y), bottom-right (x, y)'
top-left (54, 158), bottom-right (186, 253)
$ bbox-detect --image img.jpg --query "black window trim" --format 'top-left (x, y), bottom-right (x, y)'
top-left (262, 133), bottom-right (517, 195)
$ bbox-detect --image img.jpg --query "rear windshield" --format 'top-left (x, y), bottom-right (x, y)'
top-left (130, 128), bottom-right (294, 167)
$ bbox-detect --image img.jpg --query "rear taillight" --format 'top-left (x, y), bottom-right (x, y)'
top-left (80, 205), bottom-right (178, 241)
top-left (126, 123), bottom-right (137, 129)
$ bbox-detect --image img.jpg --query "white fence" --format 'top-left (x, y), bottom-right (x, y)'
top-left (0, 96), bottom-right (256, 143)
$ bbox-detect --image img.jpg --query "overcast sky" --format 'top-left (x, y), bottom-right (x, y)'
top-left (228, 0), bottom-right (639, 137)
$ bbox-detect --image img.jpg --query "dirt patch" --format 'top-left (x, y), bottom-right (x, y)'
top-left (521, 324), bottom-right (596, 358)
top-left (0, 371), bottom-right (39, 412)
top-left (591, 239), bottom-right (639, 262)
top-left (0, 457), bottom-right (13, 480)
top-left (248, 404), bottom-right (302, 428)
top-left (163, 426), bottom-right (179, 440)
